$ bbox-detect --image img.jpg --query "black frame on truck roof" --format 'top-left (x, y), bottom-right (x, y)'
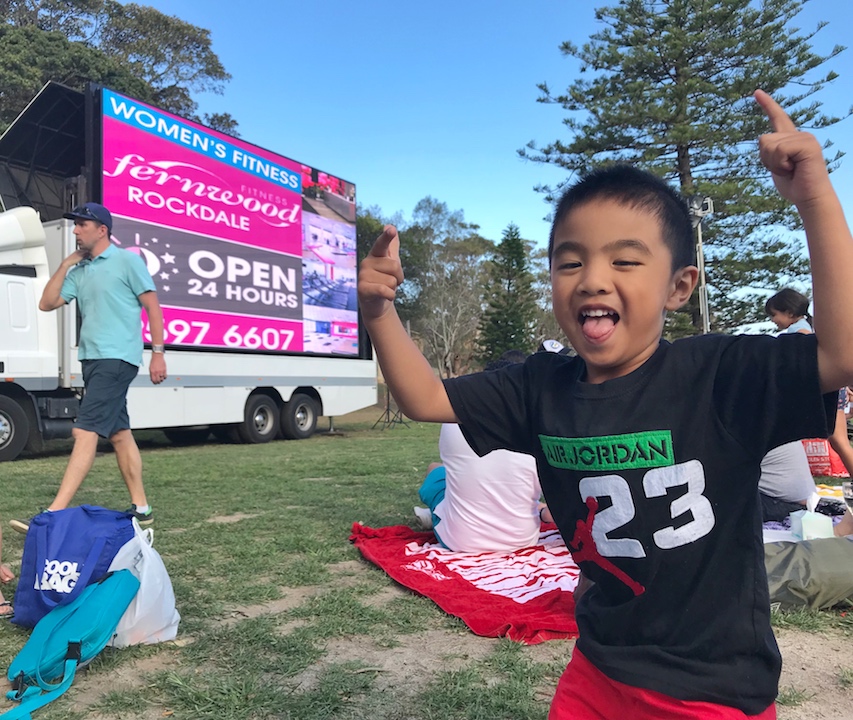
top-left (0, 81), bottom-right (88, 219)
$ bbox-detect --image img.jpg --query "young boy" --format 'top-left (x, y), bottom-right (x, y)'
top-left (357, 91), bottom-right (853, 718)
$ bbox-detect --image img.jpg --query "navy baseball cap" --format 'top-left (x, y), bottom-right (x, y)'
top-left (63, 203), bottom-right (112, 233)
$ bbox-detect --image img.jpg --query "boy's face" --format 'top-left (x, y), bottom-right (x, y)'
top-left (550, 198), bottom-right (697, 384)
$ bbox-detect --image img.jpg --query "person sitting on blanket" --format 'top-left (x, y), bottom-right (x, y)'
top-left (414, 351), bottom-right (548, 553)
top-left (358, 91), bottom-right (850, 718)
top-left (759, 442), bottom-right (820, 522)
top-left (759, 442), bottom-right (853, 535)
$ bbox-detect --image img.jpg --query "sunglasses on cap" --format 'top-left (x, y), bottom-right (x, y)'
top-left (65, 203), bottom-right (112, 232)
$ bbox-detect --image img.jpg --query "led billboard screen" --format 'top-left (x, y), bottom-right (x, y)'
top-left (99, 89), bottom-right (358, 356)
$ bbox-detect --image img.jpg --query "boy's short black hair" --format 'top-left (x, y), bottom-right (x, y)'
top-left (548, 165), bottom-right (696, 271)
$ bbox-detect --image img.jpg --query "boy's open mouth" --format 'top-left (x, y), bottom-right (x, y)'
top-left (580, 309), bottom-right (619, 342)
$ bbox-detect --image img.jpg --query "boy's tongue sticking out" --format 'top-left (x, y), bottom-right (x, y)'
top-left (581, 310), bottom-right (617, 341)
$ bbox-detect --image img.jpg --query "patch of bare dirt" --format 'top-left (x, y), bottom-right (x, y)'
top-left (776, 628), bottom-right (853, 720)
top-left (57, 650), bottom-right (178, 720)
top-left (290, 628), bottom-right (502, 696)
top-left (206, 512), bottom-right (259, 524)
top-left (290, 625), bottom-right (853, 717)
top-left (214, 585), bottom-right (321, 627)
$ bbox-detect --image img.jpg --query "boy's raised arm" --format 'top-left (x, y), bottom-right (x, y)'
top-left (358, 225), bottom-right (458, 422)
top-left (755, 90), bottom-right (853, 393)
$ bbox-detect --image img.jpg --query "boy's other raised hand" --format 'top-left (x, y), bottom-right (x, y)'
top-left (358, 225), bottom-right (405, 321)
top-left (755, 89), bottom-right (831, 208)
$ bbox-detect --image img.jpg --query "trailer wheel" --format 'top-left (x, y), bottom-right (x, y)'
top-left (0, 396), bottom-right (29, 462)
top-left (237, 395), bottom-right (280, 444)
top-left (280, 393), bottom-right (319, 440)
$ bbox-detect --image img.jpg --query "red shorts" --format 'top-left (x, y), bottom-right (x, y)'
top-left (548, 649), bottom-right (776, 720)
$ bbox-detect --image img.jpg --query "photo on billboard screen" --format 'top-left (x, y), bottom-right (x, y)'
top-left (98, 88), bottom-right (358, 357)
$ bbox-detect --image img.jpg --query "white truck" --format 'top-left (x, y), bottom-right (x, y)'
top-left (0, 82), bottom-right (376, 461)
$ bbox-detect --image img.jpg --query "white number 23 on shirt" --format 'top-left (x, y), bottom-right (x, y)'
top-left (578, 459), bottom-right (716, 558)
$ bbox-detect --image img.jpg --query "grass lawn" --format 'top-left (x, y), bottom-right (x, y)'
top-left (0, 407), bottom-right (572, 719)
top-left (0, 408), bottom-right (851, 719)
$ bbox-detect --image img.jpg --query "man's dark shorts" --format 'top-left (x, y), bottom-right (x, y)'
top-left (77, 359), bottom-right (139, 438)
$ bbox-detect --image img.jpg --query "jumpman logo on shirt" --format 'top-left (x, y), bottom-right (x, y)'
top-left (567, 496), bottom-right (645, 597)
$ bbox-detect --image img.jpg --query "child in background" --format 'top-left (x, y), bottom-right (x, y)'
top-left (765, 288), bottom-right (812, 333)
top-left (358, 90), bottom-right (853, 718)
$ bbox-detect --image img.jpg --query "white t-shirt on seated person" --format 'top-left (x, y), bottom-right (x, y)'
top-left (433, 424), bottom-right (542, 553)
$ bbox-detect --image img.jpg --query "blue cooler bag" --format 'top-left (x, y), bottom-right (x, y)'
top-left (12, 506), bottom-right (135, 628)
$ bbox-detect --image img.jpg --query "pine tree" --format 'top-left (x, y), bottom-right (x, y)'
top-left (520, 0), bottom-right (847, 333)
top-left (477, 224), bottom-right (537, 363)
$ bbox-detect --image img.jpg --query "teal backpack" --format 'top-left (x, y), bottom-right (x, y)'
top-left (2, 570), bottom-right (140, 719)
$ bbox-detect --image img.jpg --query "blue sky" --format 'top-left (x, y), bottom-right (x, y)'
top-left (138, 0), bottom-right (853, 247)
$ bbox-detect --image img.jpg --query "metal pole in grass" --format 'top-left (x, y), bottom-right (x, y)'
top-left (688, 196), bottom-right (714, 334)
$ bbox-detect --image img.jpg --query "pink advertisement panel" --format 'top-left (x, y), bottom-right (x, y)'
top-left (101, 89), bottom-right (358, 356)
top-left (102, 117), bottom-right (302, 255)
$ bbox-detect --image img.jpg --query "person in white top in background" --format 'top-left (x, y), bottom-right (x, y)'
top-left (414, 352), bottom-right (545, 553)
top-left (763, 288), bottom-right (853, 534)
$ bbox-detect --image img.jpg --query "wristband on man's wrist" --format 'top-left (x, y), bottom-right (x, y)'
top-left (152, 344), bottom-right (165, 353)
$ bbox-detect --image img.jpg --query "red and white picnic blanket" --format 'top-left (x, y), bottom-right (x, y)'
top-left (350, 522), bottom-right (580, 645)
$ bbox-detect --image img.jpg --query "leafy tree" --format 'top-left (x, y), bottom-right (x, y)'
top-left (0, 0), bottom-right (238, 135)
top-left (476, 223), bottom-right (538, 362)
top-left (520, 0), bottom-right (847, 333)
top-left (397, 197), bottom-right (480, 328)
top-left (0, 24), bottom-right (153, 131)
top-left (355, 204), bottom-right (387, 264)
top-left (2, 0), bottom-right (102, 37)
top-left (388, 197), bottom-right (491, 376)
top-left (419, 234), bottom-right (493, 378)
top-left (97, 1), bottom-right (231, 124)
top-left (354, 198), bottom-right (490, 377)
top-left (529, 246), bottom-right (571, 350)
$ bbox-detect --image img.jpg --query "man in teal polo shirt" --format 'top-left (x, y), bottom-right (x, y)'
top-left (11, 203), bottom-right (166, 533)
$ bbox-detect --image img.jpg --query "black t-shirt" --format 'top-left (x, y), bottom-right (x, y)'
top-left (444, 334), bottom-right (834, 714)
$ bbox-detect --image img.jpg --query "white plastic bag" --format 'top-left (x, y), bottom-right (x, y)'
top-left (107, 518), bottom-right (180, 648)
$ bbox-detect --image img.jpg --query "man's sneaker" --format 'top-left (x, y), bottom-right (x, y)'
top-left (9, 509), bottom-right (49, 535)
top-left (9, 518), bottom-right (31, 535)
top-left (413, 506), bottom-right (433, 530)
top-left (127, 505), bottom-right (154, 527)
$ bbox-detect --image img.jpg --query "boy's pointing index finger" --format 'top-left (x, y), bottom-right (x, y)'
top-left (369, 225), bottom-right (400, 259)
top-left (754, 90), bottom-right (797, 134)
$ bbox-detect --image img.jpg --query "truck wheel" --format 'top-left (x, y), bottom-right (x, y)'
top-left (163, 428), bottom-right (211, 446)
top-left (237, 395), bottom-right (280, 444)
top-left (280, 393), bottom-right (319, 440)
top-left (0, 396), bottom-right (29, 462)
